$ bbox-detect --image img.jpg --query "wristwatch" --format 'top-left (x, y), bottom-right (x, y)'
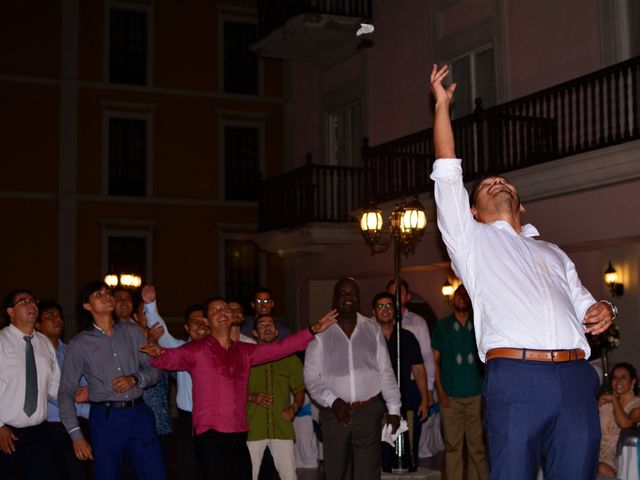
top-left (600, 300), bottom-right (618, 321)
top-left (131, 374), bottom-right (140, 386)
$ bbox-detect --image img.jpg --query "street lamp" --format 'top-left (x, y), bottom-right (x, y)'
top-left (104, 273), bottom-right (142, 288)
top-left (359, 196), bottom-right (427, 473)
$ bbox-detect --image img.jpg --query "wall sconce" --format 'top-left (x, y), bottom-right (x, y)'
top-left (603, 261), bottom-right (624, 297)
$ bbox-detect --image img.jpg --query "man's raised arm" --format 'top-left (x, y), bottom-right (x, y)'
top-left (430, 64), bottom-right (457, 159)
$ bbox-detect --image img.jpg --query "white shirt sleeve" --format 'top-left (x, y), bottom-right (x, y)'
top-left (561, 247), bottom-right (597, 320)
top-left (375, 328), bottom-right (402, 416)
top-left (145, 301), bottom-right (185, 348)
top-left (429, 158), bottom-right (476, 279)
top-left (303, 335), bottom-right (338, 409)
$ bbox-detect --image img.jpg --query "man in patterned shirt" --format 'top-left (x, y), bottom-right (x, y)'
top-left (431, 285), bottom-right (486, 480)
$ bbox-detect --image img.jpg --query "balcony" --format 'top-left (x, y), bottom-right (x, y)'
top-left (253, 0), bottom-right (373, 60)
top-left (258, 55), bottom-right (640, 237)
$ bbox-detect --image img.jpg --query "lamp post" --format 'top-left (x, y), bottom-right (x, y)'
top-left (360, 196), bottom-right (427, 473)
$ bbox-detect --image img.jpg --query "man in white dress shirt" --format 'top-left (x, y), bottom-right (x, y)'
top-left (429, 64), bottom-right (615, 479)
top-left (304, 277), bottom-right (401, 480)
top-left (0, 290), bottom-right (60, 479)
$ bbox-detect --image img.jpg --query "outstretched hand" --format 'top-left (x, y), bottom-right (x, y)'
top-left (140, 343), bottom-right (165, 358)
top-left (141, 285), bottom-right (156, 304)
top-left (430, 64), bottom-right (457, 104)
top-left (309, 309), bottom-right (338, 334)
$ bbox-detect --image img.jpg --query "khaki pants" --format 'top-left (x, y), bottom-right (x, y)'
top-left (440, 395), bottom-right (487, 480)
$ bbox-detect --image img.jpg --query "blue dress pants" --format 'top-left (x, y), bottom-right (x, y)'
top-left (483, 358), bottom-right (600, 480)
top-left (90, 402), bottom-right (166, 480)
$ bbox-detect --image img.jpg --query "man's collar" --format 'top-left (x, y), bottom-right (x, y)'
top-left (491, 220), bottom-right (539, 238)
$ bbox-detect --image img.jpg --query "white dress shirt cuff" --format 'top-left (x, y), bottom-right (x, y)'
top-left (323, 392), bottom-right (338, 409)
top-left (386, 404), bottom-right (401, 416)
top-left (430, 158), bottom-right (462, 180)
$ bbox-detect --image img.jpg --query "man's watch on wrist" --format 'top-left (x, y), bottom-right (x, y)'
top-left (131, 374), bottom-right (140, 386)
top-left (600, 300), bottom-right (618, 321)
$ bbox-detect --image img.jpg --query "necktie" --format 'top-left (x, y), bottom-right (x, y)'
top-left (23, 336), bottom-right (38, 417)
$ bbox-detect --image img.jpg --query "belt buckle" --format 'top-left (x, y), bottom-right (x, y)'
top-left (551, 350), bottom-right (556, 363)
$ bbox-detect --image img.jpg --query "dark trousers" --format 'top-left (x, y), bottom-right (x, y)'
top-left (90, 402), bottom-right (166, 480)
top-left (320, 398), bottom-right (385, 480)
top-left (175, 409), bottom-right (200, 480)
top-left (407, 381), bottom-right (422, 465)
top-left (194, 429), bottom-right (251, 480)
top-left (47, 420), bottom-right (90, 480)
top-left (0, 422), bottom-right (56, 480)
top-left (483, 358), bottom-right (600, 480)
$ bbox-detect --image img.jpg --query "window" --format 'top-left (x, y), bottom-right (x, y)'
top-left (224, 126), bottom-right (260, 201)
top-left (109, 8), bottom-right (148, 85)
top-left (223, 21), bottom-right (258, 94)
top-left (328, 102), bottom-right (362, 166)
top-left (108, 118), bottom-right (147, 196)
top-left (224, 239), bottom-right (260, 309)
top-left (449, 46), bottom-right (496, 118)
top-left (107, 236), bottom-right (147, 278)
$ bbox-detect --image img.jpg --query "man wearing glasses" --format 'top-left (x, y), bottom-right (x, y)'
top-left (372, 292), bottom-right (432, 471)
top-left (0, 290), bottom-right (60, 479)
top-left (58, 281), bottom-right (165, 480)
top-left (242, 287), bottom-right (291, 339)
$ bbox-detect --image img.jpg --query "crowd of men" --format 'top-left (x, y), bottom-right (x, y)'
top-left (2, 274), bottom-right (481, 480)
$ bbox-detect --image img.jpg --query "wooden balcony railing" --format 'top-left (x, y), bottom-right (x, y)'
top-left (258, 155), bottom-right (366, 231)
top-left (364, 54), bottom-right (640, 203)
top-left (259, 55), bottom-right (640, 231)
top-left (257, 0), bottom-right (372, 38)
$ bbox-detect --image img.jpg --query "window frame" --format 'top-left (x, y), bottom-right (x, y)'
top-left (218, 113), bottom-right (266, 202)
top-left (218, 10), bottom-right (263, 96)
top-left (102, 103), bottom-right (155, 197)
top-left (104, 1), bottom-right (154, 86)
top-left (101, 222), bottom-right (154, 284)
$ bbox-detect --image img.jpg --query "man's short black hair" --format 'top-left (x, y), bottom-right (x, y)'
top-left (372, 292), bottom-right (395, 309)
top-left (76, 281), bottom-right (108, 328)
top-left (2, 289), bottom-right (33, 325)
top-left (203, 297), bottom-right (226, 316)
top-left (386, 278), bottom-right (409, 293)
top-left (183, 304), bottom-right (204, 324)
top-left (37, 300), bottom-right (64, 323)
top-left (252, 287), bottom-right (272, 299)
top-left (253, 313), bottom-right (275, 331)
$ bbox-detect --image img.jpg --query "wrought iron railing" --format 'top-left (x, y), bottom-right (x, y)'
top-left (257, 0), bottom-right (373, 38)
top-left (258, 155), bottom-right (366, 231)
top-left (259, 55), bottom-right (640, 231)
top-left (364, 55), bottom-right (640, 203)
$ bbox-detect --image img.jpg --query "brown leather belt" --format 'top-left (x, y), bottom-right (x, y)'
top-left (486, 348), bottom-right (585, 363)
top-left (349, 395), bottom-right (379, 409)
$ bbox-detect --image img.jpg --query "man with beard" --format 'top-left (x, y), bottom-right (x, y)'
top-left (304, 277), bottom-right (401, 480)
top-left (246, 315), bottom-right (304, 480)
top-left (430, 64), bottom-right (614, 478)
top-left (372, 292), bottom-right (430, 471)
top-left (141, 297), bottom-right (336, 480)
top-left (431, 285), bottom-right (486, 480)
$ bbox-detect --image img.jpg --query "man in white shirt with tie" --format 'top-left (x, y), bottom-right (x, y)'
top-left (304, 277), bottom-right (401, 480)
top-left (0, 290), bottom-right (60, 479)
top-left (429, 64), bottom-right (615, 479)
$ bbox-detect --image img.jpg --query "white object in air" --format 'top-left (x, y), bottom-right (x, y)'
top-left (356, 23), bottom-right (374, 37)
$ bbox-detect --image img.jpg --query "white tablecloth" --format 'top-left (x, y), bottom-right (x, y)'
top-left (618, 435), bottom-right (639, 480)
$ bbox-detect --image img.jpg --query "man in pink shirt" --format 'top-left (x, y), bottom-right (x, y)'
top-left (141, 297), bottom-right (336, 480)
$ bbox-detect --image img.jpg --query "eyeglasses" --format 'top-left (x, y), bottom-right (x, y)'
top-left (254, 298), bottom-right (272, 304)
top-left (12, 297), bottom-right (38, 307)
top-left (91, 290), bottom-right (113, 300)
top-left (41, 310), bottom-right (62, 320)
top-left (375, 303), bottom-right (394, 310)
top-left (228, 307), bottom-right (243, 314)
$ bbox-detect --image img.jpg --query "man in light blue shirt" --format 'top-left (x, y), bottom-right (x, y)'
top-left (143, 285), bottom-right (208, 480)
top-left (35, 300), bottom-right (90, 480)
